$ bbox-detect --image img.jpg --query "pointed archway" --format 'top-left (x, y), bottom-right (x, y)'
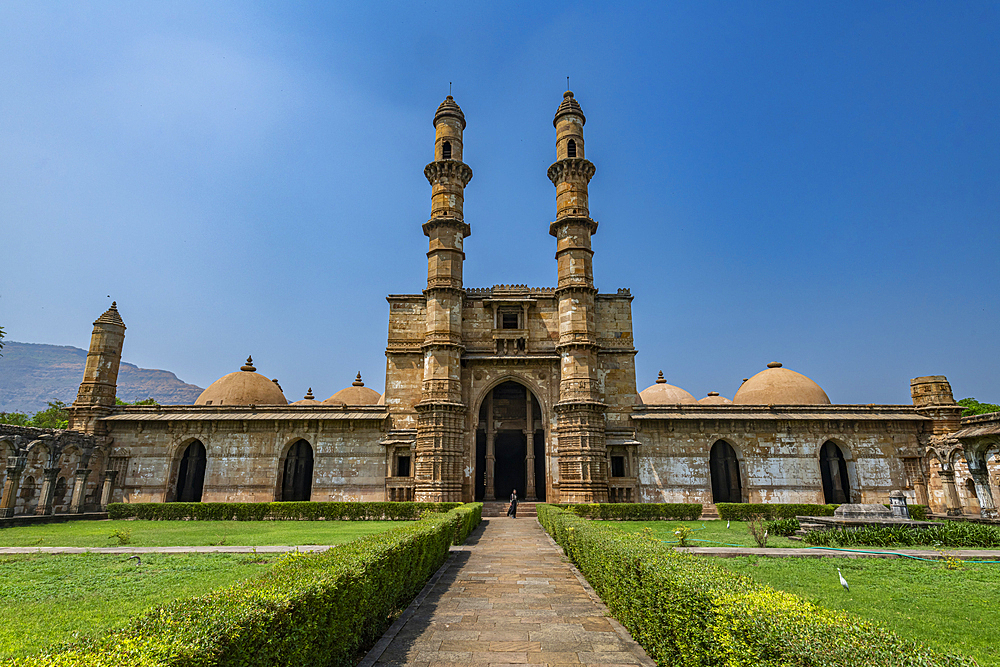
top-left (474, 381), bottom-right (545, 502)
top-left (281, 439), bottom-right (314, 502)
top-left (709, 440), bottom-right (742, 503)
top-left (175, 440), bottom-right (207, 502)
top-left (820, 441), bottom-right (851, 504)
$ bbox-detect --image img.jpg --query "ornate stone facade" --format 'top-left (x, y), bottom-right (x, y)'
top-left (3, 92), bottom-right (997, 518)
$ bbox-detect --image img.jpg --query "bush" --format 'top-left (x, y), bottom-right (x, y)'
top-left (14, 503), bottom-right (482, 667)
top-left (107, 502), bottom-right (464, 521)
top-left (804, 520), bottom-right (1000, 549)
top-left (555, 502), bottom-right (702, 521)
top-left (763, 517), bottom-right (800, 537)
top-left (716, 503), bottom-right (839, 520)
top-left (537, 504), bottom-right (973, 667)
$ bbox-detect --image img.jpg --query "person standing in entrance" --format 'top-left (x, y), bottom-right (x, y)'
top-left (507, 489), bottom-right (518, 518)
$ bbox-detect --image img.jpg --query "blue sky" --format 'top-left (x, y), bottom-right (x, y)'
top-left (2, 1), bottom-right (997, 405)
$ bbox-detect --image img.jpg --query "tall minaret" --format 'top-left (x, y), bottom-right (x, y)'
top-left (548, 91), bottom-right (608, 503)
top-left (68, 302), bottom-right (127, 434)
top-left (413, 96), bottom-right (473, 502)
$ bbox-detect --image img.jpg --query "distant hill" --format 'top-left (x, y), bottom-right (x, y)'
top-left (0, 341), bottom-right (204, 413)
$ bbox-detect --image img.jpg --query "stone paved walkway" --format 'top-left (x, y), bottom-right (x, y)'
top-left (363, 517), bottom-right (655, 667)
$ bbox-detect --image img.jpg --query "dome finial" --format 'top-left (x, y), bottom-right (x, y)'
top-left (656, 371), bottom-right (666, 384)
top-left (304, 388), bottom-right (315, 400)
top-left (434, 95), bottom-right (466, 129)
top-left (111, 301), bottom-right (117, 309)
top-left (353, 372), bottom-right (364, 387)
top-left (241, 356), bottom-right (256, 372)
top-left (767, 361), bottom-right (783, 369)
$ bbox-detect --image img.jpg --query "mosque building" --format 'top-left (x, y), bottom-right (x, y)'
top-left (2, 92), bottom-right (997, 520)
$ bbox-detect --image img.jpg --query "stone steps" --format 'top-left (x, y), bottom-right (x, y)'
top-left (481, 501), bottom-right (537, 517)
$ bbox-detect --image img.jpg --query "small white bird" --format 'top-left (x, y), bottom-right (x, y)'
top-left (837, 567), bottom-right (849, 592)
top-left (726, 519), bottom-right (731, 529)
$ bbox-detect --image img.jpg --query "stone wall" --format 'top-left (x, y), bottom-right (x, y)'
top-left (105, 413), bottom-right (388, 503)
top-left (633, 410), bottom-right (924, 505)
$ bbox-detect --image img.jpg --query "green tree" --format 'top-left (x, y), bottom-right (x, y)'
top-left (0, 400), bottom-right (70, 429)
top-left (958, 397), bottom-right (1000, 417)
top-left (29, 400), bottom-right (70, 429)
top-left (115, 397), bottom-right (159, 406)
top-left (0, 325), bottom-right (5, 357)
top-left (0, 411), bottom-right (31, 426)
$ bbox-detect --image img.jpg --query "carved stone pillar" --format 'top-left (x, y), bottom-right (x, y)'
top-left (938, 468), bottom-right (963, 517)
top-left (525, 431), bottom-right (537, 501)
top-left (100, 470), bottom-right (119, 511)
top-left (525, 392), bottom-right (537, 501)
top-left (485, 393), bottom-right (495, 501)
top-left (0, 455), bottom-right (27, 519)
top-left (69, 468), bottom-right (92, 514)
top-left (970, 469), bottom-right (998, 519)
top-left (34, 467), bottom-right (60, 516)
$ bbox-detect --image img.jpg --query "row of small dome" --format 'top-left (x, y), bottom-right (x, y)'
top-left (194, 357), bottom-right (831, 408)
top-left (639, 362), bottom-right (831, 406)
top-left (194, 357), bottom-right (382, 407)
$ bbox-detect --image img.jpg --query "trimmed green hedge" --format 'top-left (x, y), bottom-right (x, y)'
top-left (804, 520), bottom-right (1000, 549)
top-left (716, 502), bottom-right (840, 520)
top-left (537, 504), bottom-right (973, 667)
top-left (107, 501), bottom-right (464, 521)
top-left (16, 504), bottom-right (482, 667)
top-left (555, 502), bottom-right (702, 521)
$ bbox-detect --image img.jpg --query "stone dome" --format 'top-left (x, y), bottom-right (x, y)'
top-left (324, 373), bottom-right (381, 406)
top-left (291, 388), bottom-right (323, 406)
top-left (638, 371), bottom-right (697, 405)
top-left (733, 362), bottom-right (831, 405)
top-left (195, 356), bottom-right (288, 406)
top-left (698, 391), bottom-right (733, 405)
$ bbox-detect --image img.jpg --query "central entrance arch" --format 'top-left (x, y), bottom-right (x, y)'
top-left (475, 381), bottom-right (546, 502)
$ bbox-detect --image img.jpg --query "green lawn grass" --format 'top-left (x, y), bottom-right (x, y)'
top-left (0, 552), bottom-right (270, 659)
top-left (712, 556), bottom-right (1000, 667)
top-left (597, 519), bottom-right (803, 548)
top-left (0, 519), bottom-right (410, 548)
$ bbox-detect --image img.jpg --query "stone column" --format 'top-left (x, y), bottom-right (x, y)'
top-left (485, 393), bottom-right (495, 501)
top-left (99, 470), bottom-right (118, 511)
top-left (938, 468), bottom-right (963, 517)
top-left (970, 469), bottom-right (998, 519)
top-left (34, 467), bottom-right (60, 516)
top-left (525, 392), bottom-right (536, 500)
top-left (0, 455), bottom-right (27, 519)
top-left (69, 469), bottom-right (91, 514)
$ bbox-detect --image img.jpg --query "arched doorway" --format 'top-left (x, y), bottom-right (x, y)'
top-left (281, 440), bottom-right (313, 501)
top-left (709, 440), bottom-right (742, 503)
top-left (475, 381), bottom-right (545, 502)
top-left (820, 441), bottom-right (851, 504)
top-left (175, 440), bottom-right (207, 502)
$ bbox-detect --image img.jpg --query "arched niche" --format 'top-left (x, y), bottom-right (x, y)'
top-left (281, 439), bottom-right (313, 502)
top-left (175, 440), bottom-right (207, 502)
top-left (820, 441), bottom-right (851, 504)
top-left (709, 440), bottom-right (742, 503)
